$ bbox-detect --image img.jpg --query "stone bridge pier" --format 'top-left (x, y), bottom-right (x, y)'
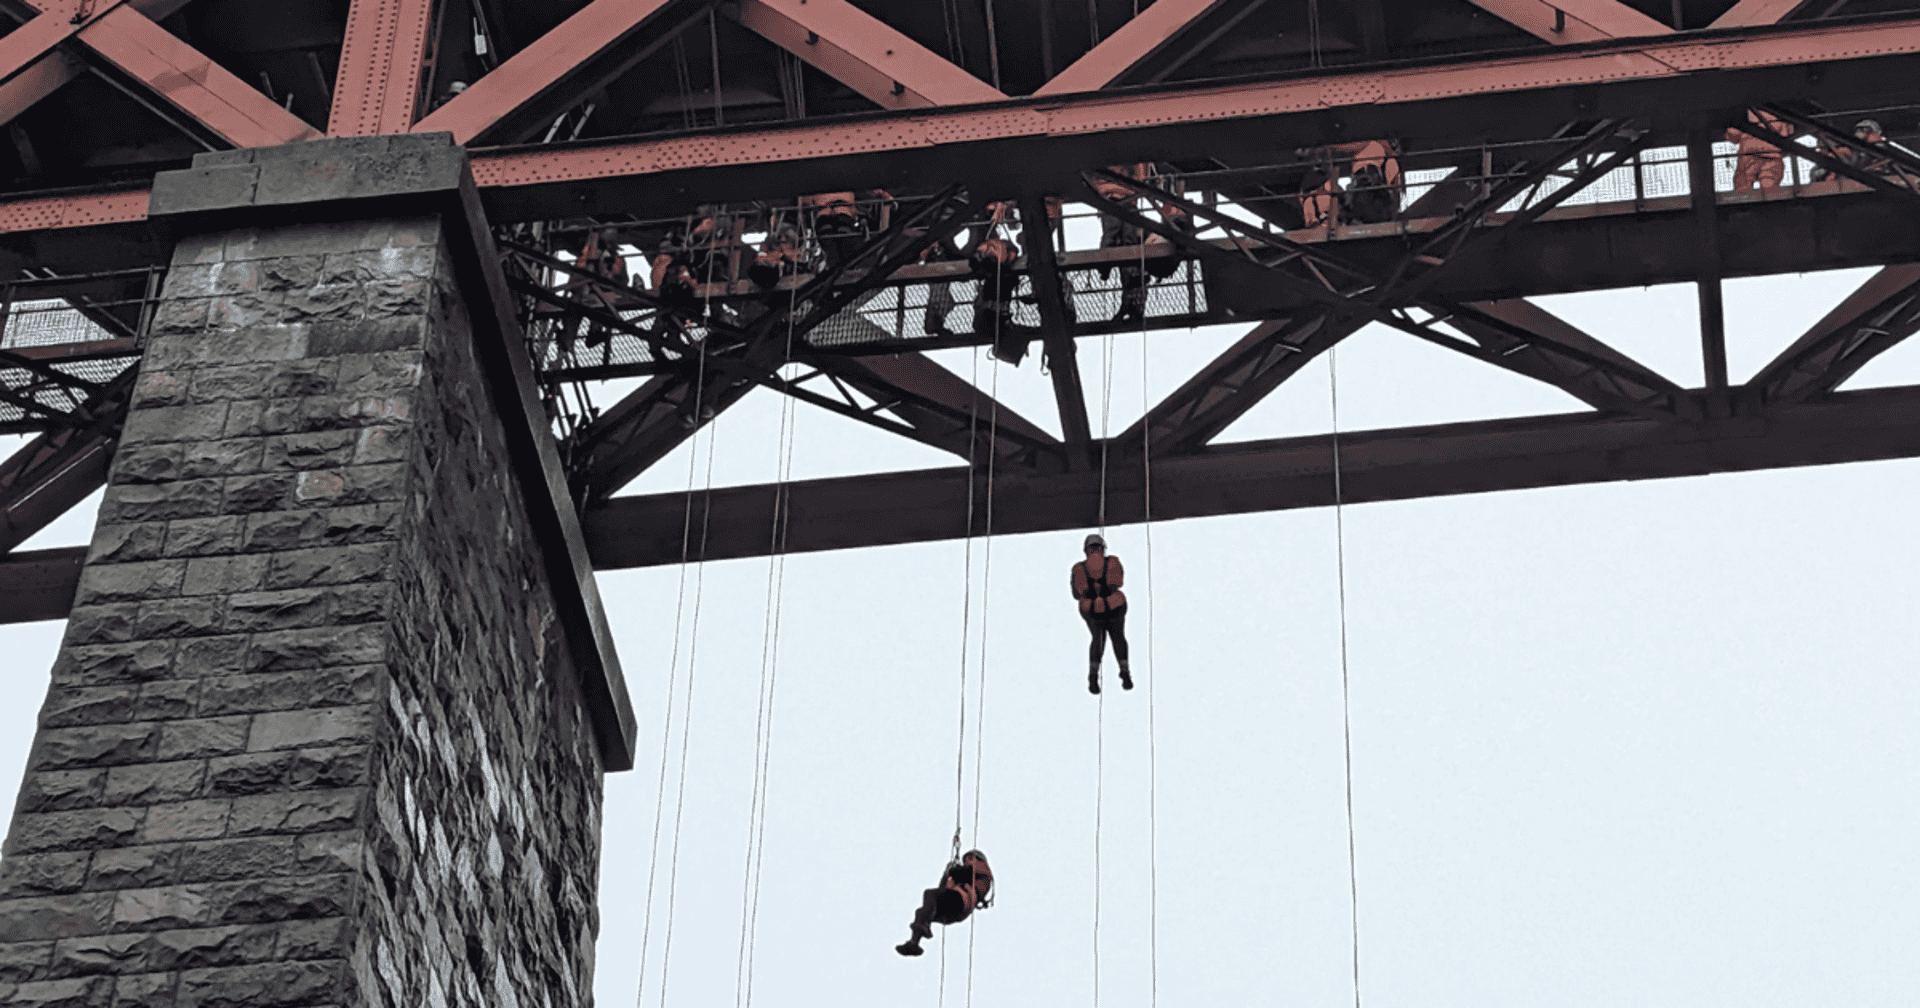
top-left (0, 135), bottom-right (634, 1007)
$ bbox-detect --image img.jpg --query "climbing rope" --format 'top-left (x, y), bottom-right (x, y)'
top-left (1140, 255), bottom-right (1162, 1008)
top-left (643, 221), bottom-right (733, 1008)
top-left (1329, 346), bottom-right (1362, 1008)
top-left (735, 291), bottom-right (803, 1008)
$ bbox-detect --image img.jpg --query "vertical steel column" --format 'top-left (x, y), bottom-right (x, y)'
top-left (1688, 129), bottom-right (1729, 412)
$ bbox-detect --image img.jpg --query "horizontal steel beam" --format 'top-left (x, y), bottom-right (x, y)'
top-left (0, 545), bottom-right (83, 625)
top-left (470, 14), bottom-right (1920, 220)
top-left (581, 384), bottom-right (1920, 568)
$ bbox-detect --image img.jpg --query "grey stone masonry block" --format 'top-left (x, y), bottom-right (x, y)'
top-left (254, 543), bottom-right (393, 588)
top-left (1, 975), bottom-right (113, 1006)
top-left (133, 598), bottom-right (227, 640)
top-left (289, 465), bottom-right (407, 510)
top-left (6, 808), bottom-right (142, 854)
top-left (112, 971), bottom-right (175, 1006)
top-left (227, 789), bottom-right (360, 837)
top-left (136, 801), bottom-right (232, 845)
top-left (285, 748), bottom-right (368, 792)
top-left (161, 517), bottom-right (246, 560)
top-left (50, 922), bottom-right (284, 978)
top-left (306, 319), bottom-right (427, 358)
top-left (108, 445), bottom-right (185, 486)
top-left (32, 724), bottom-right (163, 771)
top-left (51, 641), bottom-right (177, 688)
top-left (259, 432), bottom-right (355, 473)
top-left (0, 852), bottom-right (92, 898)
top-left (171, 838), bottom-right (298, 885)
top-left (179, 440), bottom-right (267, 481)
top-left (0, 939), bottom-right (52, 982)
top-left (73, 561), bottom-right (187, 607)
top-left (197, 666), bottom-right (377, 718)
top-left (100, 482), bottom-right (224, 524)
top-left (240, 504), bottom-right (397, 553)
top-left (173, 636), bottom-right (250, 679)
top-left (350, 426), bottom-right (408, 466)
top-left (103, 762), bottom-right (206, 808)
top-left (222, 589), bottom-right (334, 634)
top-left (176, 958), bottom-right (343, 1008)
top-left (156, 718), bottom-right (252, 762)
top-left (64, 606), bottom-right (140, 647)
top-left (180, 555), bottom-right (269, 597)
top-left (19, 770), bottom-right (108, 813)
top-left (0, 892), bottom-right (114, 942)
top-left (133, 682), bottom-right (200, 723)
top-left (87, 846), bottom-right (178, 892)
top-left (247, 626), bottom-right (385, 673)
top-left (273, 917), bottom-right (348, 961)
top-left (336, 352), bottom-right (422, 394)
top-left (41, 685), bottom-right (138, 727)
top-left (86, 525), bottom-right (165, 566)
top-left (146, 328), bottom-right (308, 369)
top-left (111, 873), bottom-right (352, 932)
top-left (291, 833), bottom-right (358, 877)
top-left (117, 405), bottom-right (229, 447)
top-left (247, 706), bottom-right (372, 752)
top-left (132, 371), bottom-right (190, 408)
top-left (203, 754), bottom-right (295, 798)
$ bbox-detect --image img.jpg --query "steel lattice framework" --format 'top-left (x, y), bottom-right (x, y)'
top-left (3, 0), bottom-right (1920, 618)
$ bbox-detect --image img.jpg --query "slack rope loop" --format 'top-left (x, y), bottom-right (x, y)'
top-left (1330, 348), bottom-right (1362, 1008)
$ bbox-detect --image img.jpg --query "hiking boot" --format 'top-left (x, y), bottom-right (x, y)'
top-left (896, 942), bottom-right (924, 957)
top-left (1119, 670), bottom-right (1134, 691)
top-left (1088, 667), bottom-right (1102, 695)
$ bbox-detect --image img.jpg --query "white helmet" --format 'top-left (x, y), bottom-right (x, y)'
top-left (1083, 533), bottom-right (1107, 551)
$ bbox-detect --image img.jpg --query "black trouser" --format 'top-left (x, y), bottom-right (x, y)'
top-left (1083, 604), bottom-right (1129, 666)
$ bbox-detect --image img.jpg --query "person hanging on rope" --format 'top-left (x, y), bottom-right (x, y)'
top-left (1072, 533), bottom-right (1131, 695)
top-left (895, 849), bottom-right (995, 957)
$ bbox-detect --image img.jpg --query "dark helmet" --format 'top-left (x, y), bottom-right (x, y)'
top-left (1083, 533), bottom-right (1107, 552)
top-left (962, 849), bottom-right (988, 862)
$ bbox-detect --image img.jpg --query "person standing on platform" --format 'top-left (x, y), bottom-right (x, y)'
top-left (1727, 109), bottom-right (1794, 190)
top-left (1072, 533), bottom-right (1131, 695)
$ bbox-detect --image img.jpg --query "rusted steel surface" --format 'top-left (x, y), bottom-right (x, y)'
top-left (411, 0), bottom-right (683, 144)
top-left (468, 16), bottom-right (1920, 219)
top-left (84, 7), bottom-right (322, 147)
top-left (329, 0), bottom-right (437, 135)
top-left (729, 0), bottom-right (1006, 110)
top-left (1033, 0), bottom-right (1228, 95)
top-left (1466, 0), bottom-right (1675, 43)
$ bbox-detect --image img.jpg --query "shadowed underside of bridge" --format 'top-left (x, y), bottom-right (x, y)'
top-left (1, 1), bottom-right (1919, 1003)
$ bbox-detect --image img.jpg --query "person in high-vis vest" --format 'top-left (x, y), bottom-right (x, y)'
top-left (896, 850), bottom-right (995, 957)
top-left (1072, 533), bottom-right (1131, 695)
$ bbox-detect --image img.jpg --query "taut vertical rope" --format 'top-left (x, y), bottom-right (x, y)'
top-left (1329, 347), bottom-right (1362, 1008)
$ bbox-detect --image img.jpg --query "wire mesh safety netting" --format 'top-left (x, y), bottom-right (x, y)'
top-left (526, 257), bottom-right (1209, 378)
top-left (0, 298), bottom-right (139, 432)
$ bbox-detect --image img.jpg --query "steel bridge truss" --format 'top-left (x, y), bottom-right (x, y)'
top-left (4, 0), bottom-right (1920, 615)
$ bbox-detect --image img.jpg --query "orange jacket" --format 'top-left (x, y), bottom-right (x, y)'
top-left (1727, 110), bottom-right (1791, 156)
top-left (1072, 553), bottom-right (1126, 615)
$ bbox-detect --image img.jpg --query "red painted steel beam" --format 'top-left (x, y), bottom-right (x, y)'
top-left (1711, 0), bottom-right (1806, 28)
top-left (1465, 0), bottom-right (1674, 43)
top-left (329, 0), bottom-right (436, 136)
top-left (581, 384), bottom-right (1920, 568)
top-left (0, 0), bottom-right (210, 132)
top-left (82, 6), bottom-right (320, 146)
top-left (1034, 0), bottom-right (1228, 96)
top-left (466, 16), bottom-right (1920, 216)
top-left (726, 0), bottom-right (1005, 110)
top-left (411, 0), bottom-right (686, 145)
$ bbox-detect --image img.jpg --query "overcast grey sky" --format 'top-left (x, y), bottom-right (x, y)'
top-left (5, 265), bottom-right (1918, 1008)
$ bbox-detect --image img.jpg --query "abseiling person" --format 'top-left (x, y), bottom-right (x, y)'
top-left (1071, 533), bottom-right (1132, 695)
top-left (895, 850), bottom-right (995, 957)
